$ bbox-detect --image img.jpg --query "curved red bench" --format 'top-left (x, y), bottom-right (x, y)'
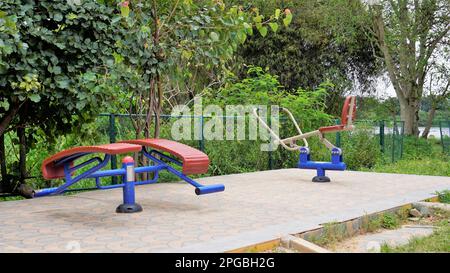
top-left (36, 140), bottom-right (222, 211)
top-left (119, 139), bottom-right (209, 175)
top-left (42, 143), bottom-right (142, 179)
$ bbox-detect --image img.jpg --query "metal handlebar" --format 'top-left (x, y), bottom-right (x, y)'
top-left (252, 107), bottom-right (308, 151)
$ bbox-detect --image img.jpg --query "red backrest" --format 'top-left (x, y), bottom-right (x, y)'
top-left (341, 96), bottom-right (356, 126)
top-left (119, 139), bottom-right (209, 175)
top-left (41, 143), bottom-right (142, 179)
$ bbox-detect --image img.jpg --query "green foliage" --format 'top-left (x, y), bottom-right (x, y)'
top-left (234, 0), bottom-right (381, 115)
top-left (363, 214), bottom-right (382, 233)
top-left (362, 135), bottom-right (450, 177)
top-left (368, 157), bottom-right (450, 177)
top-left (87, 0), bottom-right (293, 139)
top-left (381, 213), bottom-right (400, 229)
top-left (0, 0), bottom-right (119, 137)
top-left (309, 221), bottom-right (348, 247)
top-left (203, 66), bottom-right (332, 174)
top-left (357, 97), bottom-right (400, 121)
top-left (401, 137), bottom-right (434, 160)
top-left (436, 190), bottom-right (450, 204)
top-left (109, 0), bottom-right (292, 94)
top-left (206, 66), bottom-right (332, 129)
top-left (381, 220), bottom-right (450, 253)
top-left (340, 123), bottom-right (383, 170)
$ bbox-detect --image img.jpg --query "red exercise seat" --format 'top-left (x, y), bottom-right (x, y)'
top-left (318, 124), bottom-right (345, 133)
top-left (119, 139), bottom-right (209, 175)
top-left (319, 96), bottom-right (356, 133)
top-left (42, 143), bottom-right (142, 179)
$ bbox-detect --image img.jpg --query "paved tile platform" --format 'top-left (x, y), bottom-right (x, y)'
top-left (0, 169), bottom-right (449, 253)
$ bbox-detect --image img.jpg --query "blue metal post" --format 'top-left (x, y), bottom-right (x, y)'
top-left (317, 168), bottom-right (325, 177)
top-left (299, 147), bottom-right (310, 163)
top-left (116, 156), bottom-right (142, 213)
top-left (331, 148), bottom-right (343, 164)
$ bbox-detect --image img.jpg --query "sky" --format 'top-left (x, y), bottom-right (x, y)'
top-left (374, 74), bottom-right (396, 99)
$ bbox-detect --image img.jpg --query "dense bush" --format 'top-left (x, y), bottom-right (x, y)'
top-left (340, 123), bottom-right (383, 170)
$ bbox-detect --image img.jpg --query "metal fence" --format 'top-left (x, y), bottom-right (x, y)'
top-left (99, 113), bottom-right (405, 172)
top-left (0, 113), bottom-right (406, 196)
top-left (440, 120), bottom-right (450, 154)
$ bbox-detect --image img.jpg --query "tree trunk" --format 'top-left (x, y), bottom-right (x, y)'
top-left (421, 102), bottom-right (437, 139)
top-left (17, 126), bottom-right (27, 184)
top-left (399, 96), bottom-right (420, 136)
top-left (154, 73), bottom-right (162, 138)
top-left (0, 134), bottom-right (6, 192)
top-left (0, 100), bottom-right (21, 137)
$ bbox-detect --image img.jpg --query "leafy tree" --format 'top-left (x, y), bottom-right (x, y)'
top-left (0, 0), bottom-right (119, 193)
top-left (205, 66), bottom-right (332, 130)
top-left (369, 0), bottom-right (450, 135)
top-left (106, 0), bottom-right (292, 139)
top-left (231, 0), bottom-right (381, 115)
top-left (420, 60), bottom-right (449, 138)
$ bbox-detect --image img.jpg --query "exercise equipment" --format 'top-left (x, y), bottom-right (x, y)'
top-left (254, 96), bottom-right (356, 182)
top-left (38, 139), bottom-right (224, 213)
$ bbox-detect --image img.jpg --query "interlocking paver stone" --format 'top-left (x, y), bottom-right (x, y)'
top-left (0, 169), bottom-right (448, 252)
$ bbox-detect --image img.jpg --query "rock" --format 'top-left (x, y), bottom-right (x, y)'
top-left (409, 208), bottom-right (422, 218)
top-left (408, 217), bottom-right (420, 222)
top-left (366, 241), bottom-right (381, 253)
top-left (413, 202), bottom-right (450, 215)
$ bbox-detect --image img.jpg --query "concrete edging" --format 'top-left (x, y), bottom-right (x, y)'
top-left (226, 196), bottom-right (441, 253)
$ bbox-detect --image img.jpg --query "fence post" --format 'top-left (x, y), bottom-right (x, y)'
top-left (335, 118), bottom-right (341, 148)
top-left (391, 120), bottom-right (396, 163)
top-left (198, 115), bottom-right (205, 152)
top-left (439, 121), bottom-right (444, 153)
top-left (109, 114), bottom-right (118, 184)
top-left (268, 116), bottom-right (273, 170)
top-left (399, 121), bottom-right (404, 159)
top-left (379, 120), bottom-right (385, 153)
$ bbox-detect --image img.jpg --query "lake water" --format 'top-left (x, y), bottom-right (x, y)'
top-left (370, 127), bottom-right (448, 138)
top-left (418, 127), bottom-right (448, 138)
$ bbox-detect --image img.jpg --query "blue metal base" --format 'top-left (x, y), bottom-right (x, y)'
top-left (298, 147), bottom-right (346, 182)
top-left (312, 176), bottom-right (331, 183)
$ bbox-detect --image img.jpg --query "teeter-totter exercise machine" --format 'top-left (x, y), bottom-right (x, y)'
top-left (33, 139), bottom-right (224, 213)
top-left (253, 96), bottom-right (357, 182)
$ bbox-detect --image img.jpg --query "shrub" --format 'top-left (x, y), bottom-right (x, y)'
top-left (436, 190), bottom-right (450, 204)
top-left (340, 122), bottom-right (383, 170)
top-left (381, 213), bottom-right (400, 229)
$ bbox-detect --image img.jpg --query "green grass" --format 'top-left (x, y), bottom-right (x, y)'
top-left (360, 137), bottom-right (450, 176)
top-left (0, 195), bottom-right (25, 202)
top-left (365, 158), bottom-right (450, 176)
top-left (308, 221), bottom-right (348, 246)
top-left (381, 219), bottom-right (450, 253)
top-left (362, 212), bottom-right (403, 232)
